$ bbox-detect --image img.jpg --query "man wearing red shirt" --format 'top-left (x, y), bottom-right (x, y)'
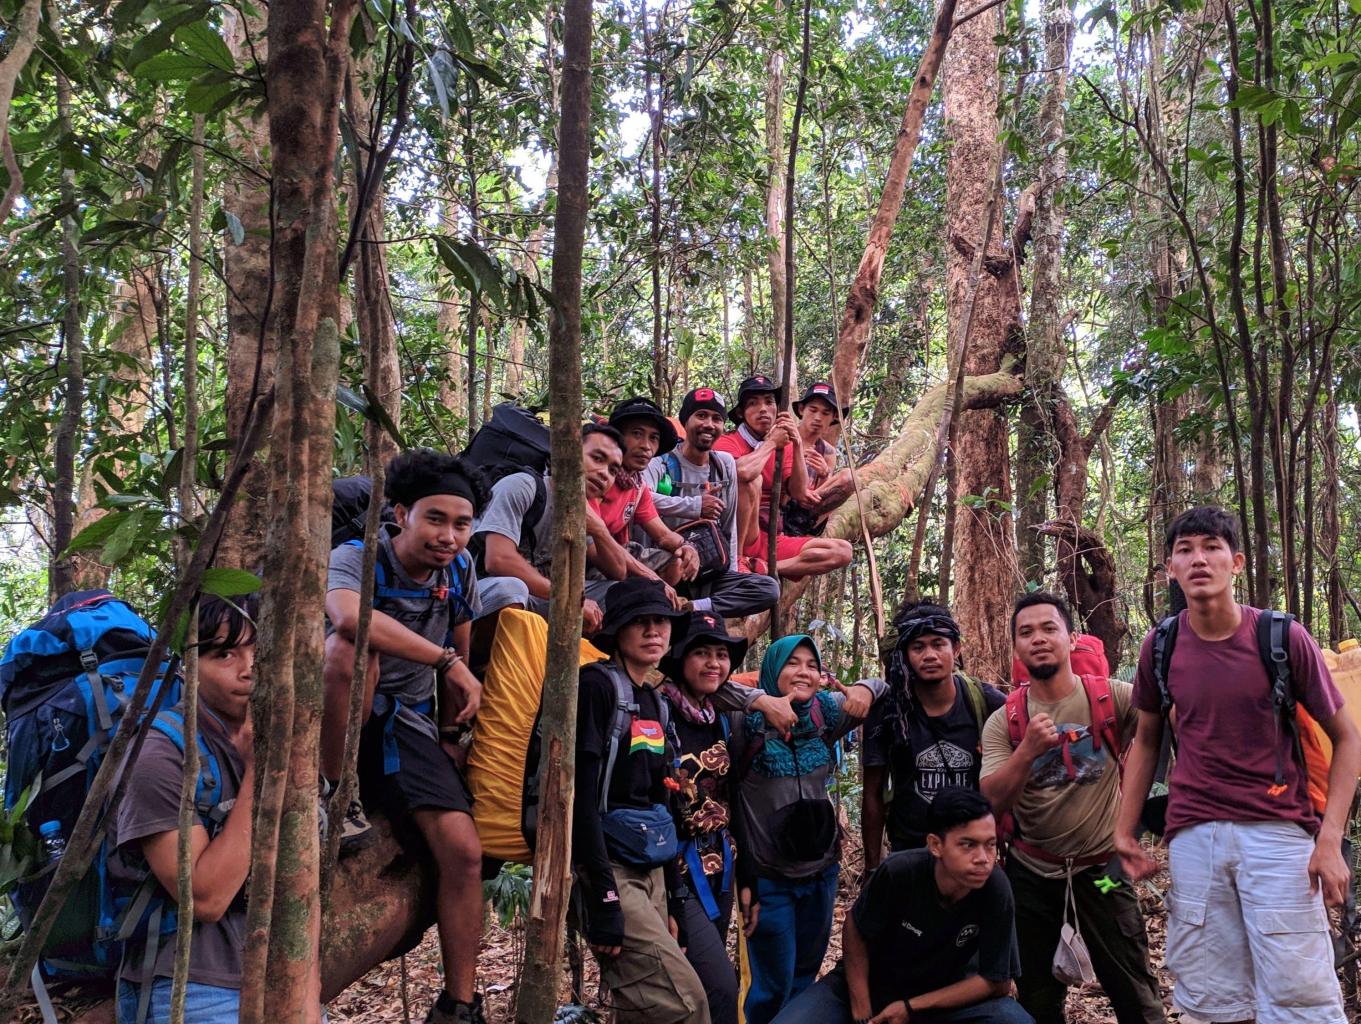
top-left (712, 374), bottom-right (852, 580)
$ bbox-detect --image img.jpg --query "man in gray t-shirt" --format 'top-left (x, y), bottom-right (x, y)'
top-left (471, 424), bottom-right (631, 631)
top-left (322, 449), bottom-right (493, 1023)
top-left (642, 387), bottom-right (780, 620)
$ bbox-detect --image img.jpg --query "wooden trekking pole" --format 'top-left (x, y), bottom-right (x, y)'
top-left (766, 0), bottom-right (812, 640)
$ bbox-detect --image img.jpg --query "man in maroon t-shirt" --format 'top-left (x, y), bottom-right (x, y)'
top-left (1115, 505), bottom-right (1361, 1024)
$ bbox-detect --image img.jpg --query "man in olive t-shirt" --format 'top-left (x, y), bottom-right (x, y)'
top-left (980, 593), bottom-right (1163, 1024)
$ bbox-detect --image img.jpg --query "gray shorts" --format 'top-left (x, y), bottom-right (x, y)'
top-left (1165, 820), bottom-right (1346, 1024)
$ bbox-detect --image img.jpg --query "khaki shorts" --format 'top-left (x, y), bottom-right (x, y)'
top-left (1166, 821), bottom-right (1345, 1024)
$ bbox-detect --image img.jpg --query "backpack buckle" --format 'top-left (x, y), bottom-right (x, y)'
top-left (431, 585), bottom-right (449, 602)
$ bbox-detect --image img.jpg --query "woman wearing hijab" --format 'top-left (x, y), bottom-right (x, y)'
top-left (660, 612), bottom-right (752, 1024)
top-left (735, 635), bottom-right (887, 1024)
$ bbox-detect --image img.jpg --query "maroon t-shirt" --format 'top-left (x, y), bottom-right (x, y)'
top-left (1133, 605), bottom-right (1344, 839)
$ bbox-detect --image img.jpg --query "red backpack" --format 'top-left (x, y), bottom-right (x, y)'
top-left (1001, 675), bottom-right (1123, 866)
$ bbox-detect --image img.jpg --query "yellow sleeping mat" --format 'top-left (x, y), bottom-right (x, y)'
top-left (466, 608), bottom-right (606, 862)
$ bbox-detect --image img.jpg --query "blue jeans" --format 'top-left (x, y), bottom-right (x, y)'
top-left (739, 864), bottom-right (839, 1024)
top-left (771, 970), bottom-right (1034, 1024)
top-left (117, 978), bottom-right (240, 1024)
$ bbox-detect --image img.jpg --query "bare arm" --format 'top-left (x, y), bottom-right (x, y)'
top-left (843, 909), bottom-right (875, 1020)
top-left (141, 761), bottom-right (255, 923)
top-left (641, 515), bottom-right (685, 554)
top-left (327, 588), bottom-right (444, 665)
top-left (1113, 710), bottom-right (1163, 879)
top-left (862, 764), bottom-right (888, 871)
top-left (908, 976), bottom-right (1012, 1015)
top-left (584, 506), bottom-right (629, 580)
top-left (482, 533), bottom-right (552, 599)
top-left (1311, 707), bottom-right (1361, 906)
top-left (980, 713), bottom-right (1060, 815)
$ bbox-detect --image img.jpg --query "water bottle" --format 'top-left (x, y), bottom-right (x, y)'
top-left (38, 821), bottom-right (66, 865)
top-left (655, 473), bottom-right (674, 496)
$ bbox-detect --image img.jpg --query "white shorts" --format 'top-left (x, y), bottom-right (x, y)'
top-left (1166, 820), bottom-right (1346, 1024)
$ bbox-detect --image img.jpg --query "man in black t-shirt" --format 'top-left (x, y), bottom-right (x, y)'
top-left (862, 604), bottom-right (1005, 863)
top-left (771, 788), bottom-right (1030, 1024)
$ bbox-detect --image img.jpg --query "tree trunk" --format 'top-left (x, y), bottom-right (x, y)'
top-left (49, 55), bottom-right (81, 600)
top-left (765, 6), bottom-right (787, 378)
top-left (943, 4), bottom-right (1020, 682)
top-left (220, 6), bottom-right (275, 571)
top-left (240, 3), bottom-right (355, 1021)
top-left (1016, 0), bottom-right (1074, 583)
top-left (829, 0), bottom-right (958, 413)
top-left (0, 0), bottom-right (41, 222)
top-left (437, 198), bottom-right (466, 423)
top-left (1320, 352), bottom-right (1344, 646)
top-left (516, 0), bottom-right (593, 1014)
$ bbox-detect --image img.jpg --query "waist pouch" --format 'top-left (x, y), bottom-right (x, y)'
top-left (674, 520), bottom-right (729, 582)
top-left (602, 804), bottom-right (679, 868)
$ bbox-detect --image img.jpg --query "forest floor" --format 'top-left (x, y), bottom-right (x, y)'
top-left (325, 841), bottom-right (1202, 1024)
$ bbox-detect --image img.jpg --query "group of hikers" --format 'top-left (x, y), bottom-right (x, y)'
top-left (30, 377), bottom-right (1361, 1024)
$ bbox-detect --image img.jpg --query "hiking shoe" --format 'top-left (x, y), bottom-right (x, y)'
top-left (425, 993), bottom-right (485, 1024)
top-left (338, 799), bottom-right (375, 851)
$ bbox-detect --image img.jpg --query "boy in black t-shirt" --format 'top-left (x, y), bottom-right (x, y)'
top-left (771, 788), bottom-right (1031, 1024)
top-left (862, 604), bottom-right (1005, 864)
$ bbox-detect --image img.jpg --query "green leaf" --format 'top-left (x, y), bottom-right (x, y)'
top-left (134, 51), bottom-right (211, 82)
top-left (185, 77), bottom-right (238, 114)
top-left (64, 512), bottom-right (128, 554)
top-left (174, 21), bottom-right (234, 69)
top-left (222, 209), bottom-right (245, 245)
top-left (361, 384), bottom-right (410, 450)
top-left (101, 510), bottom-right (146, 564)
top-left (200, 567), bottom-right (262, 597)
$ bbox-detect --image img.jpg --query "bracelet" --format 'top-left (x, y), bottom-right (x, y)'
top-left (434, 647), bottom-right (461, 673)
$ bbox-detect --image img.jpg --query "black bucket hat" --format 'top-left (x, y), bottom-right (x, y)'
top-left (593, 578), bottom-right (689, 654)
top-left (609, 397), bottom-right (679, 455)
top-left (792, 380), bottom-right (846, 423)
top-left (660, 611), bottom-right (749, 680)
top-left (729, 373), bottom-right (783, 424)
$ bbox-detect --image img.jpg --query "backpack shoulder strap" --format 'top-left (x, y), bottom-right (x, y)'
top-left (522, 475), bottom-right (549, 557)
top-left (1005, 685), bottom-right (1030, 749)
top-left (1257, 609), bottom-right (1302, 794)
top-left (1080, 675), bottom-right (1121, 759)
top-left (958, 672), bottom-right (987, 735)
top-left (1152, 614), bottom-right (1179, 718)
top-left (599, 665), bottom-right (640, 813)
top-left (148, 712), bottom-right (229, 834)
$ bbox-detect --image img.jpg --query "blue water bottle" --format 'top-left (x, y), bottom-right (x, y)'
top-left (38, 821), bottom-right (66, 865)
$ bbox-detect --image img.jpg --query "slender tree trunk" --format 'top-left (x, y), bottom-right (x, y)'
top-left (516, 0), bottom-right (593, 1015)
top-left (220, 6), bottom-right (276, 571)
top-left (240, 3), bottom-right (355, 1021)
top-left (49, 57), bottom-right (81, 600)
top-left (437, 198), bottom-right (466, 422)
top-left (765, 3), bottom-right (788, 378)
top-left (943, 4), bottom-right (1020, 681)
top-left (829, 0), bottom-right (959, 414)
top-left (1320, 351), bottom-right (1343, 645)
top-left (743, 267), bottom-right (756, 374)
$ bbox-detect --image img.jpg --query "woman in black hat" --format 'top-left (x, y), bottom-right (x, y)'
top-left (659, 612), bottom-right (752, 1024)
top-left (570, 578), bottom-right (711, 1023)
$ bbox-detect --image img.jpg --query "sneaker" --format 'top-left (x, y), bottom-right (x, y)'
top-left (338, 799), bottom-right (375, 851)
top-left (425, 993), bottom-right (485, 1024)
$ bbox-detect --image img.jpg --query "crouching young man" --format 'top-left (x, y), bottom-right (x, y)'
top-left (771, 788), bottom-right (1031, 1024)
top-left (111, 596), bottom-right (260, 1024)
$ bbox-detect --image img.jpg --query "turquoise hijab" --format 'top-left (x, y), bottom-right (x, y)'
top-left (746, 634), bottom-right (841, 777)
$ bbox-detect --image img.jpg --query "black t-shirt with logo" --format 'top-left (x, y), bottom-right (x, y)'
top-left (862, 679), bottom-right (1005, 850)
top-left (852, 848), bottom-right (1020, 1012)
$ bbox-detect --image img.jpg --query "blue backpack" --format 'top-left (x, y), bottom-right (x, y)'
top-left (0, 590), bottom-right (179, 988)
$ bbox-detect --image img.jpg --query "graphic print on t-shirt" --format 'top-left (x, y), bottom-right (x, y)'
top-left (1030, 724), bottom-right (1109, 789)
top-left (629, 718), bottom-right (665, 756)
top-left (913, 741), bottom-right (977, 804)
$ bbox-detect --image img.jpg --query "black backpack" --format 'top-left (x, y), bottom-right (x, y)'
top-left (331, 475), bottom-right (395, 549)
top-left (462, 404), bottom-right (551, 575)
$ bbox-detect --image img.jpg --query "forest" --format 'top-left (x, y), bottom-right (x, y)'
top-left (1, 0), bottom-right (1360, 1020)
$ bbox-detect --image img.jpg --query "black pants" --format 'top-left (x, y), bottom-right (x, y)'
top-left (680, 873), bottom-right (737, 1024)
top-left (681, 569), bottom-right (781, 619)
top-left (1005, 858), bottom-right (1165, 1024)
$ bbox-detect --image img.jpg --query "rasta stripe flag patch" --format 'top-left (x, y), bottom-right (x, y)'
top-left (630, 719), bottom-right (665, 755)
